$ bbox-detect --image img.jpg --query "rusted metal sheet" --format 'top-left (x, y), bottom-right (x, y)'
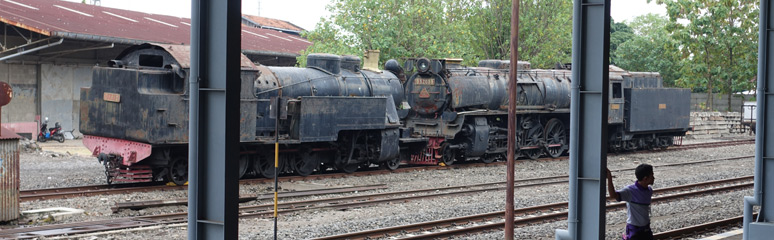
top-left (0, 129), bottom-right (20, 222)
top-left (82, 135), bottom-right (152, 166)
top-left (0, 0), bottom-right (310, 56)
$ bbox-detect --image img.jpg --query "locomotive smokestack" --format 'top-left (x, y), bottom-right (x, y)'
top-left (363, 50), bottom-right (381, 72)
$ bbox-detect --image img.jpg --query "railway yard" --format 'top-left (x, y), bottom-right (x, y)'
top-left (0, 134), bottom-right (754, 239)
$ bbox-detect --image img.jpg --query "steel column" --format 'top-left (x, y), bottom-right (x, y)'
top-left (188, 0), bottom-right (242, 239)
top-left (744, 1), bottom-right (774, 239)
top-left (555, 0), bottom-right (610, 239)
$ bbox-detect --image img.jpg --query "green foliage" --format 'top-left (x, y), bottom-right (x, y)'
top-left (610, 19), bottom-right (634, 66)
top-left (299, 0), bottom-right (478, 66)
top-left (614, 14), bottom-right (682, 87)
top-left (651, 0), bottom-right (758, 110)
top-left (299, 0), bottom-right (573, 69)
top-left (513, 0), bottom-right (573, 68)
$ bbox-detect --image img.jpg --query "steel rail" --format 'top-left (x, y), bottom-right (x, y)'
top-left (20, 151), bottom-right (753, 203)
top-left (653, 215), bottom-right (749, 239)
top-left (1, 174), bottom-right (754, 239)
top-left (111, 184), bottom-right (388, 212)
top-left (313, 178), bottom-right (754, 240)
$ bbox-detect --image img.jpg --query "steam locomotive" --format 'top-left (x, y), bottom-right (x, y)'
top-left (79, 43), bottom-right (691, 185)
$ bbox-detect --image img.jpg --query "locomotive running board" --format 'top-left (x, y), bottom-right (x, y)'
top-left (83, 135), bottom-right (152, 166)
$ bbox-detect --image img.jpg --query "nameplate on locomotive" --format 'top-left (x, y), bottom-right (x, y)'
top-left (103, 92), bottom-right (121, 103)
top-left (414, 77), bottom-right (435, 86)
top-left (659, 104), bottom-right (666, 109)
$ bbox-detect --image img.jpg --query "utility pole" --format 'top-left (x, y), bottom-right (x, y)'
top-left (505, 0), bottom-right (520, 239)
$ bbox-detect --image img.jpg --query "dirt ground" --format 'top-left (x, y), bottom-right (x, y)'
top-left (36, 138), bottom-right (92, 156)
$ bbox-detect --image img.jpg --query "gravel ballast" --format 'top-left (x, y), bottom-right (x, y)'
top-left (9, 135), bottom-right (756, 239)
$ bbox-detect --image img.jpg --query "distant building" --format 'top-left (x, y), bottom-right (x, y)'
top-left (242, 14), bottom-right (306, 35)
top-left (0, 0), bottom-right (311, 138)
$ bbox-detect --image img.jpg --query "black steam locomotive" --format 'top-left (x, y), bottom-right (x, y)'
top-left (79, 43), bottom-right (691, 185)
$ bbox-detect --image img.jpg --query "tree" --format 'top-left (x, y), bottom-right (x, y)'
top-left (299, 0), bottom-right (477, 67)
top-left (447, 0), bottom-right (574, 68)
top-left (614, 14), bottom-right (682, 87)
top-left (513, 0), bottom-right (573, 68)
top-left (300, 0), bottom-right (573, 69)
top-left (610, 19), bottom-right (634, 66)
top-left (652, 0), bottom-right (758, 111)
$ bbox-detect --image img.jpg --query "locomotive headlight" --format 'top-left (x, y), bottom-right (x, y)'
top-left (417, 58), bottom-right (431, 74)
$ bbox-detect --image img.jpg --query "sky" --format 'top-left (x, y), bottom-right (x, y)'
top-left (65, 0), bottom-right (666, 31)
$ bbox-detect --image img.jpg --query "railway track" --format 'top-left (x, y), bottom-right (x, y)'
top-left (653, 215), bottom-right (748, 239)
top-left (19, 183), bottom-right (186, 202)
top-left (19, 139), bottom-right (753, 202)
top-left (111, 155), bottom-right (754, 212)
top-left (2, 171), bottom-right (754, 239)
top-left (663, 139), bottom-right (754, 151)
top-left (313, 176), bottom-right (754, 239)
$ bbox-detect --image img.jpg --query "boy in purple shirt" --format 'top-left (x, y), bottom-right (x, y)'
top-left (606, 164), bottom-right (655, 240)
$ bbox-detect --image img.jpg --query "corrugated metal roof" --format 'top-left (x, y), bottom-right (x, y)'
top-left (0, 0), bottom-right (311, 56)
top-left (0, 127), bottom-right (21, 140)
top-left (243, 14), bottom-right (305, 33)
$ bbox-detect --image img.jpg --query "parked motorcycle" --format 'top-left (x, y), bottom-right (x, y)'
top-left (38, 117), bottom-right (65, 143)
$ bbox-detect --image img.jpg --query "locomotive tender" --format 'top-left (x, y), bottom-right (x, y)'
top-left (79, 43), bottom-right (691, 185)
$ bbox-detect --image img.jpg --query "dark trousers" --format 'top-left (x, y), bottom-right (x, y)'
top-left (624, 224), bottom-right (653, 240)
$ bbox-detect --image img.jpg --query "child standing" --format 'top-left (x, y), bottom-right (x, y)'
top-left (606, 164), bottom-right (655, 240)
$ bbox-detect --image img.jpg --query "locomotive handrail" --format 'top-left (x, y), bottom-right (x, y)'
top-left (359, 71), bottom-right (375, 96)
top-left (254, 75), bottom-right (335, 95)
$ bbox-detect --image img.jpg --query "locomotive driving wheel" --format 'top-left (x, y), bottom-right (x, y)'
top-left (523, 148), bottom-right (542, 160)
top-left (440, 142), bottom-right (456, 166)
top-left (544, 118), bottom-right (567, 158)
top-left (252, 153), bottom-right (284, 179)
top-left (383, 157), bottom-right (401, 170)
top-left (336, 161), bottom-right (359, 173)
top-left (524, 125), bottom-right (544, 160)
top-left (335, 148), bottom-right (359, 173)
top-left (167, 156), bottom-right (188, 186)
top-left (291, 151), bottom-right (321, 177)
top-left (481, 153), bottom-right (502, 164)
top-left (238, 155), bottom-right (250, 179)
